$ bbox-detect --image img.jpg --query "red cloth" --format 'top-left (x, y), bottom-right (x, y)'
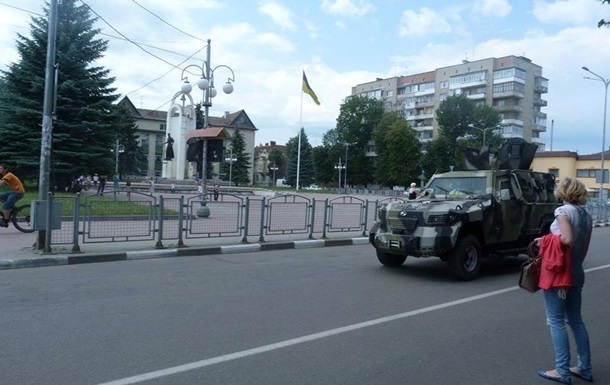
top-left (538, 234), bottom-right (572, 290)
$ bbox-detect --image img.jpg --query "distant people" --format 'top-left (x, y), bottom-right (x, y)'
top-left (125, 177), bottom-right (132, 198)
top-left (113, 173), bottom-right (120, 192)
top-left (93, 173), bottom-right (99, 186)
top-left (149, 177), bottom-right (155, 194)
top-left (170, 183), bottom-right (176, 193)
top-left (197, 183), bottom-right (203, 195)
top-left (408, 182), bottom-right (419, 199)
top-left (165, 133), bottom-right (175, 161)
top-left (213, 184), bottom-right (219, 201)
top-left (97, 175), bottom-right (107, 195)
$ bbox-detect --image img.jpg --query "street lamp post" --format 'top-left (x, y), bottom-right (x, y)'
top-left (334, 157), bottom-right (345, 190)
top-left (269, 162), bottom-right (279, 187)
top-left (344, 143), bottom-right (352, 194)
top-left (582, 66), bottom-right (610, 206)
top-left (179, 39), bottom-right (235, 217)
top-left (467, 123), bottom-right (501, 147)
top-left (225, 149), bottom-right (237, 186)
top-left (114, 138), bottom-right (125, 175)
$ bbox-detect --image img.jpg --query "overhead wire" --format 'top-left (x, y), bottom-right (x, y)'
top-left (129, 0), bottom-right (207, 43)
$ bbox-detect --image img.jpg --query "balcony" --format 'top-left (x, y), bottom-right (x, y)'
top-left (535, 111), bottom-right (547, 119)
top-left (492, 90), bottom-right (525, 99)
top-left (495, 104), bottom-right (524, 112)
top-left (532, 123), bottom-right (546, 132)
top-left (533, 97), bottom-right (548, 106)
top-left (534, 83), bottom-right (548, 93)
top-left (414, 88), bottom-right (435, 96)
top-left (466, 92), bottom-right (486, 100)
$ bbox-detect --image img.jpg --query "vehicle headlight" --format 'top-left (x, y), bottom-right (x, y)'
top-left (426, 213), bottom-right (460, 225)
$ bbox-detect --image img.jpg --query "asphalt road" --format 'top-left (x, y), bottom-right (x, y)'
top-left (2, 229), bottom-right (610, 385)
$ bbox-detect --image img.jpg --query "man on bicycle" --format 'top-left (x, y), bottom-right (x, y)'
top-left (0, 163), bottom-right (25, 228)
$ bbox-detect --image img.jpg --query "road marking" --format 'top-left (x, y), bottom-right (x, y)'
top-left (97, 264), bottom-right (610, 385)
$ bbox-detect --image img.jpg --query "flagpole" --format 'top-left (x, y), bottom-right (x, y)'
top-left (296, 87), bottom-right (303, 192)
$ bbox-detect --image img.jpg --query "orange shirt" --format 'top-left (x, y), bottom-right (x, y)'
top-left (1, 172), bottom-right (25, 194)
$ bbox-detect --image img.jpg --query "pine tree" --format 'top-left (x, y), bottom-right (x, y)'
top-left (285, 128), bottom-right (314, 188)
top-left (0, 0), bottom-right (123, 187)
top-left (220, 129), bottom-right (251, 186)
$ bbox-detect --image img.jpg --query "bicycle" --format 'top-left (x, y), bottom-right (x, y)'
top-left (0, 202), bottom-right (34, 233)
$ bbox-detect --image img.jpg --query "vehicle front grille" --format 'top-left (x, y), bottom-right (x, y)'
top-left (427, 214), bottom-right (449, 224)
top-left (388, 217), bottom-right (418, 233)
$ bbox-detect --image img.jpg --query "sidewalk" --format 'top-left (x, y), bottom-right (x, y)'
top-left (0, 226), bottom-right (369, 271)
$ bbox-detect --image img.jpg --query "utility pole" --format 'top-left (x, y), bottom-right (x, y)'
top-left (37, 0), bottom-right (58, 250)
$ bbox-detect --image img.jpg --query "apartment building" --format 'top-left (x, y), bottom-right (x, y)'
top-left (351, 55), bottom-right (548, 150)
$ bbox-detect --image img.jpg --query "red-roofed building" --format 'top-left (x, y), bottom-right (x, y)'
top-left (119, 96), bottom-right (257, 183)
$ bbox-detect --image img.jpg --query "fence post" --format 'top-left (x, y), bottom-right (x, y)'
top-left (155, 195), bottom-right (164, 249)
top-left (71, 193), bottom-right (82, 253)
top-left (177, 195), bottom-right (185, 247)
top-left (258, 197), bottom-right (266, 243)
top-left (43, 192), bottom-right (53, 254)
top-left (362, 200), bottom-right (370, 236)
top-left (242, 197), bottom-right (250, 244)
top-left (308, 198), bottom-right (315, 239)
top-left (321, 198), bottom-right (329, 239)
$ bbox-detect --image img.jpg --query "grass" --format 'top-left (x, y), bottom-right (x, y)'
top-left (13, 191), bottom-right (159, 217)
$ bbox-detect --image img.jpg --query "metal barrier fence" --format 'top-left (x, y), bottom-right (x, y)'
top-left (48, 191), bottom-right (403, 252)
top-left (46, 192), bottom-right (609, 253)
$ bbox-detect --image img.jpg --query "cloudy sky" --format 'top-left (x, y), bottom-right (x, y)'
top-left (1, 0), bottom-right (609, 154)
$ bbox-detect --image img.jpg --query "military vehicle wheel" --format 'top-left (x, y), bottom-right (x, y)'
top-left (376, 250), bottom-right (407, 267)
top-left (448, 235), bottom-right (482, 280)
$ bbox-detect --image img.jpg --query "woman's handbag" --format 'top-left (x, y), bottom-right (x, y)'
top-left (519, 241), bottom-right (541, 292)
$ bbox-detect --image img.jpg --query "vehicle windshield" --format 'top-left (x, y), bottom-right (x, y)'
top-left (427, 176), bottom-right (487, 197)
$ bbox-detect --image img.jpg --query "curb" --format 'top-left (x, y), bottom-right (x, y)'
top-left (593, 223), bottom-right (610, 228)
top-left (0, 237), bottom-right (369, 271)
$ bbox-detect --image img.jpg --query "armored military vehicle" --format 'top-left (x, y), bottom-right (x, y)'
top-left (369, 138), bottom-right (560, 280)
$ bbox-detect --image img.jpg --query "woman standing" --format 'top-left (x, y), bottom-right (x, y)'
top-left (536, 177), bottom-right (593, 384)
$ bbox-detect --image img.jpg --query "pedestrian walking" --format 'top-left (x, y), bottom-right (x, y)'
top-left (113, 173), bottom-right (120, 192)
top-left (149, 177), bottom-right (155, 194)
top-left (213, 183), bottom-right (219, 201)
top-left (97, 175), bottom-right (107, 195)
top-left (534, 177), bottom-right (594, 384)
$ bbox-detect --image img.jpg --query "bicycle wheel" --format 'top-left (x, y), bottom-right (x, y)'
top-left (11, 204), bottom-right (35, 233)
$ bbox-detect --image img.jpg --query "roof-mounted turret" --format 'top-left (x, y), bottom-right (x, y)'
top-left (462, 138), bottom-right (538, 171)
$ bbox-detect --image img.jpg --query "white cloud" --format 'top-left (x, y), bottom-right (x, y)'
top-left (304, 21), bottom-right (320, 40)
top-left (320, 0), bottom-right (375, 17)
top-left (472, 0), bottom-right (511, 17)
top-left (398, 7), bottom-right (452, 37)
top-left (533, 0), bottom-right (602, 25)
top-left (258, 1), bottom-right (298, 31)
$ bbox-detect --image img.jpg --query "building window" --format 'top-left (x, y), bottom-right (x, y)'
top-left (576, 169), bottom-right (597, 178)
top-left (548, 168), bottom-right (559, 177)
top-left (160, 123), bottom-right (166, 131)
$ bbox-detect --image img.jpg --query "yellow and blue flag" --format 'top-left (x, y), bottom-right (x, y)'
top-left (302, 71), bottom-right (320, 105)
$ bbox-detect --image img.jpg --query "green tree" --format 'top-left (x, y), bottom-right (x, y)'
top-left (267, 147), bottom-right (286, 182)
top-left (436, 95), bottom-right (476, 144)
top-left (332, 95), bottom-right (384, 187)
top-left (220, 129), bottom-right (251, 186)
top-left (599, 0), bottom-right (610, 27)
top-left (421, 136), bottom-right (455, 181)
top-left (461, 104), bottom-right (503, 150)
top-left (0, 0), bottom-right (122, 187)
top-left (285, 128), bottom-right (314, 188)
top-left (373, 112), bottom-right (421, 187)
top-left (113, 104), bottom-right (146, 178)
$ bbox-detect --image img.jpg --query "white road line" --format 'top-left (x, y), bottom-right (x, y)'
top-left (97, 264), bottom-right (610, 385)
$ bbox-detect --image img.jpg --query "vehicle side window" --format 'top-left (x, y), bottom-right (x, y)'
top-left (515, 173), bottom-right (537, 202)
